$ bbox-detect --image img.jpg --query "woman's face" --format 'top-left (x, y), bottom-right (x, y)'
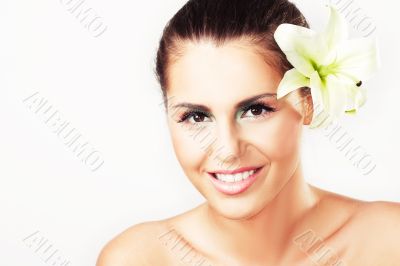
top-left (165, 40), bottom-right (310, 220)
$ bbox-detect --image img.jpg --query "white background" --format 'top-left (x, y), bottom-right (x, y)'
top-left (1, 0), bottom-right (399, 265)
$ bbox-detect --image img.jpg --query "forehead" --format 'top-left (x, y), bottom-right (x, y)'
top-left (167, 40), bottom-right (282, 107)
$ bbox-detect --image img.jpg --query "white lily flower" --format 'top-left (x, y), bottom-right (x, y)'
top-left (273, 5), bottom-right (380, 128)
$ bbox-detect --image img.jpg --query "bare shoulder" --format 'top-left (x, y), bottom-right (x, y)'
top-left (308, 187), bottom-right (400, 263)
top-left (351, 200), bottom-right (400, 232)
top-left (96, 220), bottom-right (172, 266)
top-left (346, 200), bottom-right (400, 261)
top-left (314, 186), bottom-right (400, 234)
top-left (96, 205), bottom-right (205, 266)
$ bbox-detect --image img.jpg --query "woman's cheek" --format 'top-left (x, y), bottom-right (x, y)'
top-left (170, 124), bottom-right (209, 174)
top-left (244, 109), bottom-right (303, 161)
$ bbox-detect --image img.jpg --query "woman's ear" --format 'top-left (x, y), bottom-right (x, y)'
top-left (301, 88), bottom-right (314, 126)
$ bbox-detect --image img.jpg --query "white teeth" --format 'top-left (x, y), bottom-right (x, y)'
top-left (215, 169), bottom-right (255, 183)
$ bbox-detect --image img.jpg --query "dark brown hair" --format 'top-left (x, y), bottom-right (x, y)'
top-left (154, 0), bottom-right (310, 108)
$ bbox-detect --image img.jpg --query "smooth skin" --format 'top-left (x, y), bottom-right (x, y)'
top-left (97, 40), bottom-right (400, 266)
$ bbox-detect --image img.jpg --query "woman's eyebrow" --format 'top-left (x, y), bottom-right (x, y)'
top-left (171, 92), bottom-right (277, 112)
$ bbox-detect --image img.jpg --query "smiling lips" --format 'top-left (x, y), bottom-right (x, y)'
top-left (208, 166), bottom-right (263, 195)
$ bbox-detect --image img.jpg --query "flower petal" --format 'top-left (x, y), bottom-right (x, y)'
top-left (323, 5), bottom-right (348, 51)
top-left (325, 74), bottom-right (349, 117)
top-left (319, 5), bottom-right (349, 66)
top-left (276, 68), bottom-right (310, 99)
top-left (335, 38), bottom-right (380, 82)
top-left (274, 24), bottom-right (327, 77)
top-left (308, 73), bottom-right (348, 128)
top-left (308, 71), bottom-right (332, 128)
top-left (355, 86), bottom-right (367, 109)
top-left (344, 83), bottom-right (368, 112)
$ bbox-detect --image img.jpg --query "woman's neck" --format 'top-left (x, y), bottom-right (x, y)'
top-left (201, 164), bottom-right (320, 264)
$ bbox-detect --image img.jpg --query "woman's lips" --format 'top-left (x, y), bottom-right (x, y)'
top-left (209, 166), bottom-right (262, 175)
top-left (208, 167), bottom-right (263, 195)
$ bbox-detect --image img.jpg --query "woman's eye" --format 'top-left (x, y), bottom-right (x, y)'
top-left (177, 103), bottom-right (276, 124)
top-left (241, 104), bottom-right (276, 119)
top-left (178, 112), bottom-right (211, 124)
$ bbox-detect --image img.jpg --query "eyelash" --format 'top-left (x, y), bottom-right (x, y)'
top-left (177, 101), bottom-right (277, 124)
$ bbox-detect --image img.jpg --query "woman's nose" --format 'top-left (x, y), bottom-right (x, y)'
top-left (210, 121), bottom-right (245, 169)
